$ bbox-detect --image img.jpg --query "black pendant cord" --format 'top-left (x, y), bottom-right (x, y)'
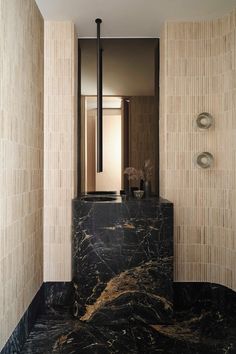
top-left (96, 18), bottom-right (103, 173)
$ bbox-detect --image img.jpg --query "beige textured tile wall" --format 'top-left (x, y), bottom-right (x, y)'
top-left (160, 10), bottom-right (236, 291)
top-left (0, 0), bottom-right (44, 349)
top-left (44, 22), bottom-right (77, 281)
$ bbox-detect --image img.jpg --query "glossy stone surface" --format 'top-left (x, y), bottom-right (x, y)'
top-left (1, 286), bottom-right (44, 354)
top-left (72, 197), bottom-right (173, 325)
top-left (17, 196), bottom-right (236, 353)
top-left (21, 283), bottom-right (236, 354)
top-left (44, 282), bottom-right (72, 307)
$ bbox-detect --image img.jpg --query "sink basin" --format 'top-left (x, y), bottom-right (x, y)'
top-left (81, 196), bottom-right (117, 202)
top-left (87, 191), bottom-right (117, 195)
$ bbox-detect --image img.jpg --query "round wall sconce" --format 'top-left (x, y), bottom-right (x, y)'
top-left (194, 152), bottom-right (214, 169)
top-left (195, 112), bottom-right (214, 130)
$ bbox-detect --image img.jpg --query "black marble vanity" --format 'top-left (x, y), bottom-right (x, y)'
top-left (72, 195), bottom-right (173, 325)
top-left (20, 195), bottom-right (236, 353)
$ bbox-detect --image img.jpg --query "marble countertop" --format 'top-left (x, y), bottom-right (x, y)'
top-left (73, 194), bottom-right (173, 205)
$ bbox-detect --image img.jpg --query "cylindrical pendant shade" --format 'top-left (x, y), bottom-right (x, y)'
top-left (95, 18), bottom-right (103, 172)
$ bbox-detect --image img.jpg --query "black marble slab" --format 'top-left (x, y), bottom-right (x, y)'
top-left (174, 282), bottom-right (236, 314)
top-left (72, 196), bottom-right (173, 325)
top-left (44, 282), bottom-right (72, 307)
top-left (21, 283), bottom-right (236, 354)
top-left (1, 286), bottom-right (44, 354)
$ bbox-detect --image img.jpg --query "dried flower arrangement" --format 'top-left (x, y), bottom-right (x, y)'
top-left (124, 167), bottom-right (144, 182)
top-left (124, 160), bottom-right (153, 183)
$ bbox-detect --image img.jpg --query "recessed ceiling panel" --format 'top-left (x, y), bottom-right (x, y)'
top-left (35, 0), bottom-right (236, 37)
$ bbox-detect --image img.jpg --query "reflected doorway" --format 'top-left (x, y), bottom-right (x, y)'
top-left (85, 97), bottom-right (122, 193)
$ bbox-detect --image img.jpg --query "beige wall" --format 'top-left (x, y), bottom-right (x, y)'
top-left (0, 0), bottom-right (44, 350)
top-left (160, 10), bottom-right (236, 291)
top-left (44, 22), bottom-right (77, 281)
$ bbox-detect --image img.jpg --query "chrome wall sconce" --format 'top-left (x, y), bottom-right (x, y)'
top-left (194, 152), bottom-right (214, 169)
top-left (194, 112), bottom-right (214, 130)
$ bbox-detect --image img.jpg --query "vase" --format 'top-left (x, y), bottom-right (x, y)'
top-left (140, 179), bottom-right (144, 190)
top-left (144, 181), bottom-right (151, 198)
top-left (125, 185), bottom-right (132, 196)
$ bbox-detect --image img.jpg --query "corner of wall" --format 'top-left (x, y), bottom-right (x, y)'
top-left (43, 20), bottom-right (78, 282)
top-left (0, 0), bottom-right (44, 350)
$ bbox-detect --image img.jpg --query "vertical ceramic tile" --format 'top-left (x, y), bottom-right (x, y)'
top-left (0, 0), bottom-right (44, 350)
top-left (160, 9), bottom-right (236, 292)
top-left (44, 21), bottom-right (77, 282)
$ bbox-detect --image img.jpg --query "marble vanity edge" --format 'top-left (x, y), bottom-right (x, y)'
top-left (0, 286), bottom-right (44, 354)
top-left (1, 281), bottom-right (236, 354)
top-left (44, 282), bottom-right (73, 307)
top-left (174, 281), bottom-right (236, 313)
top-left (0, 282), bottom-right (71, 354)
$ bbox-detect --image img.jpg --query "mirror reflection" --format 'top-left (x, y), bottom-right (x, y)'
top-left (79, 38), bottom-right (159, 194)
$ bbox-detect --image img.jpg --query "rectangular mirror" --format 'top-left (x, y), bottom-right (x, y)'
top-left (78, 38), bottom-right (159, 195)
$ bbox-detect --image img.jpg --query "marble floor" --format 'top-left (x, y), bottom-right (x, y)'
top-left (21, 299), bottom-right (236, 354)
